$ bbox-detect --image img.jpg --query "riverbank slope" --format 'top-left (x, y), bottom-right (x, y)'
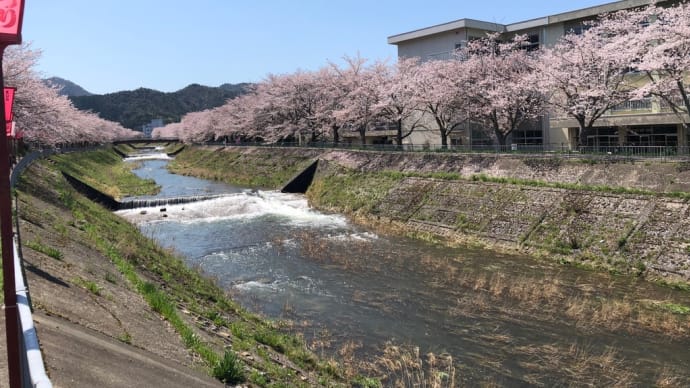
top-left (13, 148), bottom-right (348, 387)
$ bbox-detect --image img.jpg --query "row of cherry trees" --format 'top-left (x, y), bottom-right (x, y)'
top-left (154, 2), bottom-right (690, 147)
top-left (4, 44), bottom-right (139, 147)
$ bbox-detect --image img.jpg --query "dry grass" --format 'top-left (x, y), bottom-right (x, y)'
top-left (363, 343), bottom-right (455, 388)
top-left (655, 367), bottom-right (688, 387)
top-left (448, 268), bottom-right (690, 338)
top-left (517, 343), bottom-right (637, 387)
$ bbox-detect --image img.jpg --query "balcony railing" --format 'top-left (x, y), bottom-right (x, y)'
top-left (660, 96), bottom-right (687, 112)
top-left (605, 98), bottom-right (652, 115)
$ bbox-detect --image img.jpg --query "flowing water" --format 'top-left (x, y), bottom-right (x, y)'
top-left (117, 153), bottom-right (690, 386)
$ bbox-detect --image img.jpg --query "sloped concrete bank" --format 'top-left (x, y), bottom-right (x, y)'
top-left (174, 146), bottom-right (690, 283)
top-left (369, 175), bottom-right (690, 279)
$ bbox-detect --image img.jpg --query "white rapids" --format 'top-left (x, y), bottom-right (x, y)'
top-left (116, 190), bottom-right (348, 228)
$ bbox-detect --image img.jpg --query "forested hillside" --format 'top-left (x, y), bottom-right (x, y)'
top-left (70, 83), bottom-right (250, 129)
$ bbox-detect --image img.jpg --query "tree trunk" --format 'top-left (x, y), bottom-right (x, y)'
top-left (396, 119), bottom-right (403, 147)
top-left (440, 131), bottom-right (448, 149)
top-left (359, 126), bottom-right (366, 145)
top-left (576, 117), bottom-right (588, 148)
top-left (495, 128), bottom-right (508, 147)
top-left (332, 125), bottom-right (340, 145)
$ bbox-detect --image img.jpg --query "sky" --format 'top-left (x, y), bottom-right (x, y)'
top-left (25, 0), bottom-right (608, 95)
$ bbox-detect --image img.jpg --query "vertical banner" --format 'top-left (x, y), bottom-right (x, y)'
top-left (4, 86), bottom-right (14, 136)
top-left (4, 86), bottom-right (14, 121)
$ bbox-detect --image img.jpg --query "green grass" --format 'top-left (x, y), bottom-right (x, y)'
top-left (307, 170), bottom-right (402, 215)
top-left (469, 173), bottom-right (690, 200)
top-left (104, 271), bottom-right (118, 284)
top-left (659, 303), bottom-right (690, 315)
top-left (168, 147), bottom-right (318, 189)
top-left (51, 147), bottom-right (160, 199)
top-left (118, 331), bottom-right (133, 344)
top-left (25, 240), bottom-right (64, 260)
top-left (72, 277), bottom-right (102, 296)
top-left (212, 349), bottom-right (246, 384)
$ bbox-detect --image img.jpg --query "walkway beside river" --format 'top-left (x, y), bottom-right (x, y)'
top-left (0, 312), bottom-right (222, 387)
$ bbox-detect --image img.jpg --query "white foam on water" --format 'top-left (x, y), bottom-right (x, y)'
top-left (123, 153), bottom-right (172, 162)
top-left (116, 190), bottom-right (348, 228)
top-left (325, 231), bottom-right (379, 242)
top-left (233, 280), bottom-right (280, 292)
top-left (233, 276), bottom-right (334, 297)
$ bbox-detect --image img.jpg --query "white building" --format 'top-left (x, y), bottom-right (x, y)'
top-left (385, 0), bottom-right (686, 149)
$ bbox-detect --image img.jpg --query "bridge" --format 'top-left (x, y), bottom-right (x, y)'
top-left (112, 137), bottom-right (179, 145)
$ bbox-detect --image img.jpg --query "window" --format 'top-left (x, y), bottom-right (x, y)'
top-left (511, 119), bottom-right (543, 145)
top-left (626, 126), bottom-right (678, 147)
top-left (427, 51), bottom-right (451, 61)
top-left (564, 21), bottom-right (590, 35)
top-left (521, 33), bottom-right (540, 51)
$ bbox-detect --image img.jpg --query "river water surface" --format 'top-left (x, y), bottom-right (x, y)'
top-left (118, 153), bottom-right (690, 386)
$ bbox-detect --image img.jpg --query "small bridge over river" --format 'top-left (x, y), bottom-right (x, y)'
top-left (113, 138), bottom-right (179, 145)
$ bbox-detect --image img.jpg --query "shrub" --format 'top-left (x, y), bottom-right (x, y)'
top-left (212, 349), bottom-right (245, 384)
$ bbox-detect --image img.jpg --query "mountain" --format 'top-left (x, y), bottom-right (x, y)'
top-left (45, 77), bottom-right (94, 97)
top-left (69, 83), bottom-right (251, 130)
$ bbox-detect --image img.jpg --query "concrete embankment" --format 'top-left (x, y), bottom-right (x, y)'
top-left (318, 151), bottom-right (690, 281)
top-left (172, 146), bottom-right (690, 283)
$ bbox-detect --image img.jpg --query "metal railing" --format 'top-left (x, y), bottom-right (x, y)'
top-left (606, 98), bottom-right (653, 114)
top-left (197, 141), bottom-right (690, 162)
top-left (14, 238), bottom-right (52, 388)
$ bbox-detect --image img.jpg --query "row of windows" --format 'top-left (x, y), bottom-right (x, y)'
top-left (585, 126), bottom-right (681, 147)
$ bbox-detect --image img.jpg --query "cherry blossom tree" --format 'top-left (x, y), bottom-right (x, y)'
top-left (152, 122), bottom-right (183, 139)
top-left (331, 54), bottom-right (384, 145)
top-left (253, 71), bottom-right (331, 143)
top-left (375, 57), bottom-right (423, 146)
top-left (619, 3), bottom-right (690, 128)
top-left (3, 43), bottom-right (138, 147)
top-left (462, 35), bottom-right (545, 146)
top-left (309, 66), bottom-right (345, 144)
top-left (411, 58), bottom-right (469, 148)
top-left (535, 19), bottom-right (638, 147)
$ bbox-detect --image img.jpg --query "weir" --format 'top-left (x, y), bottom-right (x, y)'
top-left (61, 172), bottom-right (232, 210)
top-left (118, 194), bottom-right (231, 210)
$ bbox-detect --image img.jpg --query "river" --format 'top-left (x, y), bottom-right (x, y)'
top-left (117, 153), bottom-right (690, 386)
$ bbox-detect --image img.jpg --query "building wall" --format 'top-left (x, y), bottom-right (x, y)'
top-left (397, 30), bottom-right (466, 60)
top-left (388, 0), bottom-right (684, 149)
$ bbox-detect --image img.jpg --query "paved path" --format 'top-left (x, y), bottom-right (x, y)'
top-left (1, 311), bottom-right (223, 388)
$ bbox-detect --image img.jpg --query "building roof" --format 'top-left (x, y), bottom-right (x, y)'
top-left (387, 0), bottom-right (662, 45)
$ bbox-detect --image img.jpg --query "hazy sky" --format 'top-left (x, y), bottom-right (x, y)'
top-left (25, 0), bottom-right (607, 94)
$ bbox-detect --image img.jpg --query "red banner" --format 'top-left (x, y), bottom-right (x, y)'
top-left (0, 0), bottom-right (24, 44)
top-left (5, 121), bottom-right (11, 137)
top-left (4, 86), bottom-right (14, 122)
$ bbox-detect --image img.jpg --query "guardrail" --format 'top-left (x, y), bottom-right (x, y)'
top-left (14, 238), bottom-right (51, 388)
top-left (195, 141), bottom-right (690, 162)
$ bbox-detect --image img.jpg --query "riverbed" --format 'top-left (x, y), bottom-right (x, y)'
top-left (117, 153), bottom-right (690, 386)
